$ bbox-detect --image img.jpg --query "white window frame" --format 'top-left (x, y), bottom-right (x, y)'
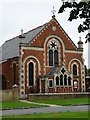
top-left (48, 39), bottom-right (60, 67)
top-left (27, 60), bottom-right (36, 87)
top-left (55, 76), bottom-right (60, 87)
top-left (48, 79), bottom-right (54, 88)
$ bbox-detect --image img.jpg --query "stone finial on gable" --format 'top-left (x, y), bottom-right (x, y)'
top-left (19, 29), bottom-right (25, 43)
top-left (77, 36), bottom-right (83, 51)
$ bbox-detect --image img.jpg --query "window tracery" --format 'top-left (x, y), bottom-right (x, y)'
top-left (48, 39), bottom-right (59, 66)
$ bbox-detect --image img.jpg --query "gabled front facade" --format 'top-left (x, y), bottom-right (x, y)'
top-left (0, 16), bottom-right (85, 98)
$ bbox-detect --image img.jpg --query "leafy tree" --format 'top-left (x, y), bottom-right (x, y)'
top-left (88, 68), bottom-right (90, 75)
top-left (58, 1), bottom-right (90, 42)
top-left (85, 65), bottom-right (88, 77)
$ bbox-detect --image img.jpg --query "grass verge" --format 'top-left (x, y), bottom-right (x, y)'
top-left (31, 98), bottom-right (90, 106)
top-left (0, 101), bottom-right (46, 109)
top-left (2, 111), bottom-right (89, 118)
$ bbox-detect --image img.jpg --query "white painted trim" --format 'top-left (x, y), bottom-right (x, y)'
top-left (44, 35), bottom-right (65, 74)
top-left (68, 58), bottom-right (83, 91)
top-left (21, 46), bottom-right (44, 51)
top-left (22, 56), bottom-right (41, 95)
top-left (27, 60), bottom-right (36, 87)
top-left (47, 39), bottom-right (60, 66)
top-left (65, 50), bottom-right (83, 54)
top-left (54, 66), bottom-right (72, 87)
top-left (10, 61), bottom-right (17, 68)
top-left (23, 56), bottom-right (41, 75)
top-left (48, 79), bottom-right (54, 88)
top-left (71, 62), bottom-right (79, 76)
top-left (68, 58), bottom-right (82, 72)
top-left (55, 75), bottom-right (60, 87)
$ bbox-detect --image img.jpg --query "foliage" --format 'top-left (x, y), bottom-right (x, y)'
top-left (58, 1), bottom-right (90, 42)
top-left (88, 68), bottom-right (90, 75)
top-left (85, 65), bottom-right (88, 76)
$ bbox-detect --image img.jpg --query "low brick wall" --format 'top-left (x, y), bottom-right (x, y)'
top-left (28, 92), bottom-right (90, 100)
top-left (0, 85), bottom-right (19, 102)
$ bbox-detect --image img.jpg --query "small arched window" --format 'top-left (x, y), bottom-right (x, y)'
top-left (60, 75), bottom-right (63, 85)
top-left (28, 62), bottom-right (34, 86)
top-left (49, 50), bottom-right (53, 66)
top-left (68, 76), bottom-right (71, 86)
top-left (56, 76), bottom-right (59, 86)
top-left (54, 50), bottom-right (58, 66)
top-left (64, 74), bottom-right (67, 86)
top-left (13, 63), bottom-right (16, 85)
top-left (73, 64), bottom-right (77, 76)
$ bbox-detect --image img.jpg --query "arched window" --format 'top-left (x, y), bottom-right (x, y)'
top-left (60, 75), bottom-right (63, 85)
top-left (49, 50), bottom-right (53, 66)
top-left (73, 64), bottom-right (77, 76)
top-left (64, 74), bottom-right (67, 86)
top-left (1, 75), bottom-right (6, 90)
top-left (28, 62), bottom-right (34, 86)
top-left (48, 39), bottom-right (59, 66)
top-left (13, 63), bottom-right (16, 85)
top-left (56, 76), bottom-right (59, 86)
top-left (68, 76), bottom-right (71, 86)
top-left (54, 50), bottom-right (58, 66)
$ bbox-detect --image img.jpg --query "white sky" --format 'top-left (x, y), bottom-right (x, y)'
top-left (0, 0), bottom-right (89, 68)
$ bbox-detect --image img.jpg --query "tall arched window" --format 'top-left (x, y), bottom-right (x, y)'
top-left (48, 39), bottom-right (59, 66)
top-left (13, 63), bottom-right (16, 85)
top-left (56, 76), bottom-right (59, 86)
top-left (73, 64), bottom-right (77, 76)
top-left (64, 74), bottom-right (67, 86)
top-left (49, 50), bottom-right (53, 66)
top-left (60, 75), bottom-right (63, 85)
top-left (54, 50), bottom-right (58, 66)
top-left (28, 62), bottom-right (34, 86)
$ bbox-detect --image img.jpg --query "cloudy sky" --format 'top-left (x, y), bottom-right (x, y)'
top-left (0, 0), bottom-right (89, 68)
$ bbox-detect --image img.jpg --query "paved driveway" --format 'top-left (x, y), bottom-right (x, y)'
top-left (1, 105), bottom-right (89, 116)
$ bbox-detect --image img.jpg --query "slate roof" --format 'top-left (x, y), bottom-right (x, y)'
top-left (0, 24), bottom-right (45, 62)
top-left (47, 65), bottom-right (71, 77)
top-left (48, 67), bottom-right (60, 77)
top-left (0, 17), bottom-right (78, 63)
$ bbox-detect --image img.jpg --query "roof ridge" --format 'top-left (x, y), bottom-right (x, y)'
top-left (2, 22), bottom-right (48, 46)
top-left (24, 23), bottom-right (47, 35)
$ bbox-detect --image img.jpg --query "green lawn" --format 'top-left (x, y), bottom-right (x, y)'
top-left (0, 101), bottom-right (46, 109)
top-left (2, 111), bottom-right (89, 118)
top-left (0, 98), bottom-right (90, 109)
top-left (31, 98), bottom-right (90, 106)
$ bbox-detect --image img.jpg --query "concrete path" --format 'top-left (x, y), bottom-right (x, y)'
top-left (19, 100), bottom-right (62, 107)
top-left (1, 105), bottom-right (89, 116)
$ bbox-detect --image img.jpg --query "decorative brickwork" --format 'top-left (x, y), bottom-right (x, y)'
top-left (0, 17), bottom-right (85, 98)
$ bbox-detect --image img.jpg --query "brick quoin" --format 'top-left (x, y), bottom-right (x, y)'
top-left (0, 16), bottom-right (85, 98)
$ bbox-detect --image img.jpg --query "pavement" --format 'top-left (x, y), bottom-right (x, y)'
top-left (1, 100), bottom-right (89, 116)
top-left (19, 100), bottom-right (62, 107)
top-left (1, 105), bottom-right (89, 116)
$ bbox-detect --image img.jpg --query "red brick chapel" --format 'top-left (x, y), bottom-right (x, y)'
top-left (0, 14), bottom-right (85, 98)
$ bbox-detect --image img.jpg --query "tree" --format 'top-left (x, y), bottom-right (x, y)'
top-left (85, 65), bottom-right (88, 77)
top-left (58, 1), bottom-right (90, 42)
top-left (88, 68), bottom-right (90, 75)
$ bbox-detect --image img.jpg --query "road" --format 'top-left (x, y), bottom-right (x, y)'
top-left (1, 105), bottom-right (89, 116)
